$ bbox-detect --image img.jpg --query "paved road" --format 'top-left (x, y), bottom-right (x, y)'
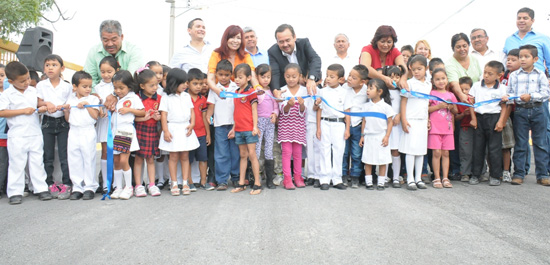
top-left (1, 174), bottom-right (549, 265)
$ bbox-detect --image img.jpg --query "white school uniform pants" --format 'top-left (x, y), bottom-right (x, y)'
top-left (7, 136), bottom-right (49, 197)
top-left (319, 120), bottom-right (345, 185)
top-left (68, 126), bottom-right (98, 192)
top-left (306, 122), bottom-right (320, 179)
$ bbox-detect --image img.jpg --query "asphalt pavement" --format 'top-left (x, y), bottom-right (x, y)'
top-left (1, 173), bottom-right (549, 265)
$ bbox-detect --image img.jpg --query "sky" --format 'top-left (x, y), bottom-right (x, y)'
top-left (20, 0), bottom-right (550, 77)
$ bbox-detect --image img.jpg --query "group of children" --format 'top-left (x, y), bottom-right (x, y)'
top-left (0, 42), bottom-right (548, 204)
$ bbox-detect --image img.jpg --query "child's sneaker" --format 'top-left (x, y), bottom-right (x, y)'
top-left (111, 188), bottom-right (123, 199)
top-left (57, 184), bottom-right (72, 200)
top-left (273, 174), bottom-right (283, 186)
top-left (502, 171), bottom-right (512, 183)
top-left (49, 184), bottom-right (60, 199)
top-left (148, 185), bottom-right (161, 196)
top-left (134, 185), bottom-right (147, 197)
top-left (189, 184), bottom-right (197, 192)
top-left (119, 186), bottom-right (134, 200)
top-left (23, 185), bottom-right (31, 197)
top-left (205, 182), bottom-right (216, 191)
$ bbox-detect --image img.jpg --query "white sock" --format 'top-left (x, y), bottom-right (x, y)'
top-left (155, 159), bottom-right (164, 183)
top-left (114, 170), bottom-right (123, 189)
top-left (415, 155), bottom-right (423, 183)
top-left (378, 175), bottom-right (386, 186)
top-left (392, 156), bottom-right (401, 181)
top-left (183, 180), bottom-right (188, 186)
top-left (366, 175), bottom-right (373, 186)
top-left (123, 169), bottom-right (132, 188)
top-left (405, 155), bottom-right (415, 184)
top-left (101, 159), bottom-right (108, 188)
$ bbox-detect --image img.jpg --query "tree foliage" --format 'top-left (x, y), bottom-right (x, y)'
top-left (0, 0), bottom-right (54, 41)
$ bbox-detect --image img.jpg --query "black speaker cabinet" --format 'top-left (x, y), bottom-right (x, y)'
top-left (16, 27), bottom-right (53, 72)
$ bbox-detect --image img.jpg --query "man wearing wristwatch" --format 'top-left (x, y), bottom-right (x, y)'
top-left (268, 24), bottom-right (322, 98)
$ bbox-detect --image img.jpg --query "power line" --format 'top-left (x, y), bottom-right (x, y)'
top-left (420, 0), bottom-right (476, 38)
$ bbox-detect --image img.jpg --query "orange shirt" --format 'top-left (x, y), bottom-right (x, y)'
top-left (208, 51), bottom-right (255, 77)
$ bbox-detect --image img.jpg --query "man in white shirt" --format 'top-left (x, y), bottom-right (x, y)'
top-left (470, 28), bottom-right (505, 70)
top-left (324, 34), bottom-right (355, 82)
top-left (169, 18), bottom-right (214, 73)
top-left (243, 27), bottom-right (269, 67)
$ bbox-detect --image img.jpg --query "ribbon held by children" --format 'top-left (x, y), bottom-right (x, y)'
top-left (400, 89), bottom-right (519, 108)
top-left (101, 110), bottom-right (114, 200)
top-left (219, 90), bottom-right (388, 120)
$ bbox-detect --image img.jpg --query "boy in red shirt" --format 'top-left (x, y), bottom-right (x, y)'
top-left (456, 76), bottom-right (477, 182)
top-left (187, 69), bottom-right (211, 189)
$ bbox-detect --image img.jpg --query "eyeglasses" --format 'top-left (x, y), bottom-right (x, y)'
top-left (471, 35), bottom-right (486, 40)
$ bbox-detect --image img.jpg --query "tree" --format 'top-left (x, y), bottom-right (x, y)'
top-left (0, 0), bottom-right (55, 41)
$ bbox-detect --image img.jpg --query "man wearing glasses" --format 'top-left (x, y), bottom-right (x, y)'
top-left (469, 28), bottom-right (504, 69)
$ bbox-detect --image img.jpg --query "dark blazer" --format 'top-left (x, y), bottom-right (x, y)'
top-left (268, 38), bottom-right (322, 90)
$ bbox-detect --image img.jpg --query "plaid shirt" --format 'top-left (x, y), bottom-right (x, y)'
top-left (507, 67), bottom-right (549, 104)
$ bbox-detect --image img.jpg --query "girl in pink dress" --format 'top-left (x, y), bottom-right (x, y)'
top-left (278, 64), bottom-right (307, 190)
top-left (428, 68), bottom-right (458, 189)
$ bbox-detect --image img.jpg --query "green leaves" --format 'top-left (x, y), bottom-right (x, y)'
top-left (0, 0), bottom-right (54, 41)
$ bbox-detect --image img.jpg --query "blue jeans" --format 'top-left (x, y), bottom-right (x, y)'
top-left (342, 124), bottom-right (363, 177)
top-left (512, 105), bottom-right (549, 180)
top-left (42, 116), bottom-right (70, 186)
top-left (214, 125), bottom-right (240, 184)
top-left (544, 101), bottom-right (550, 174)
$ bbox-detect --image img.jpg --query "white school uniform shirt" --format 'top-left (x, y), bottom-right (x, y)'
top-left (36, 78), bottom-right (73, 118)
top-left (361, 100), bottom-right (395, 135)
top-left (157, 84), bottom-right (165, 97)
top-left (207, 81), bottom-right (238, 127)
top-left (279, 85), bottom-right (308, 115)
top-left (469, 80), bottom-right (507, 114)
top-left (114, 92), bottom-right (144, 126)
top-left (403, 77), bottom-right (431, 120)
top-left (66, 94), bottom-right (100, 127)
top-left (0, 86), bottom-right (42, 137)
top-left (318, 85), bottom-right (346, 118)
top-left (343, 84), bottom-right (368, 127)
top-left (158, 91), bottom-right (193, 123)
top-left (94, 80), bottom-right (114, 104)
top-left (389, 89), bottom-right (401, 116)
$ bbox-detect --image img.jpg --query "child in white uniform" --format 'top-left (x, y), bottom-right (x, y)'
top-left (110, 70), bottom-right (145, 200)
top-left (383, 65), bottom-right (405, 188)
top-left (314, 64), bottom-right (348, 190)
top-left (0, 62), bottom-right (52, 204)
top-left (62, 71), bottom-right (100, 200)
top-left (399, 55), bottom-right (431, 190)
top-left (360, 79), bottom-right (395, 190)
top-left (94, 56), bottom-right (117, 193)
top-left (159, 68), bottom-right (199, 196)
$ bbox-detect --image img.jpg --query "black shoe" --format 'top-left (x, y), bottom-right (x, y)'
top-left (377, 185), bottom-right (385, 191)
top-left (216, 183), bottom-right (228, 191)
top-left (38, 191), bottom-right (53, 201)
top-left (366, 184), bottom-right (374, 190)
top-left (70, 192), bottom-right (83, 200)
top-left (320, 184), bottom-right (329, 190)
top-left (314, 179), bottom-right (321, 188)
top-left (333, 183), bottom-right (347, 190)
top-left (306, 178), bottom-right (315, 186)
top-left (82, 190), bottom-right (95, 200)
top-left (342, 175), bottom-right (349, 187)
top-left (9, 195), bottom-right (22, 205)
top-left (351, 178), bottom-right (359, 189)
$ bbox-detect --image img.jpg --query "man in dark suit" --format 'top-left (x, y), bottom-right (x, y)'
top-left (268, 24), bottom-right (322, 97)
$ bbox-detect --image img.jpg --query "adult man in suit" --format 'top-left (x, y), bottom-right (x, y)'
top-left (268, 24), bottom-right (322, 97)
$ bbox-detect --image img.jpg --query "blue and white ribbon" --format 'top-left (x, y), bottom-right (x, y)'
top-left (400, 89), bottom-right (519, 108)
top-left (102, 109), bottom-right (114, 200)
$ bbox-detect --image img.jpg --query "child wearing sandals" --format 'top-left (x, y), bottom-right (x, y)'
top-left (399, 55), bottom-right (430, 191)
top-left (133, 68), bottom-right (162, 197)
top-left (359, 79), bottom-right (395, 190)
top-left (229, 63), bottom-right (262, 195)
top-left (110, 70), bottom-right (145, 200)
top-left (159, 68), bottom-right (199, 196)
top-left (428, 69), bottom-right (458, 189)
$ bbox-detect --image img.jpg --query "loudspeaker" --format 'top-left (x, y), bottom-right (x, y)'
top-left (16, 27), bottom-right (53, 72)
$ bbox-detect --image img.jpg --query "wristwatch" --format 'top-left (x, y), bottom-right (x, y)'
top-left (309, 75), bottom-right (316, 81)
